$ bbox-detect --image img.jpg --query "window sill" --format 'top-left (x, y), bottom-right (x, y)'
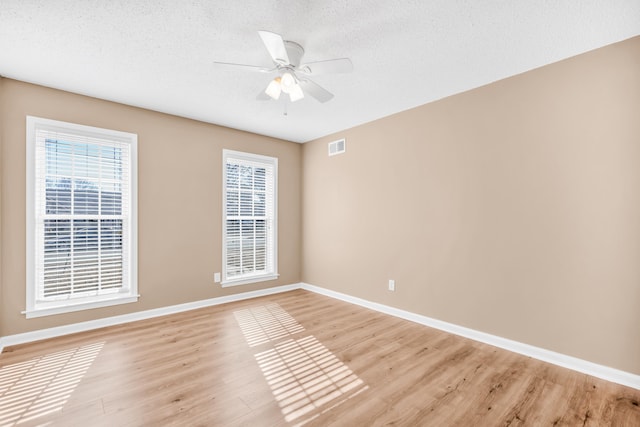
top-left (221, 273), bottom-right (279, 288)
top-left (23, 294), bottom-right (139, 319)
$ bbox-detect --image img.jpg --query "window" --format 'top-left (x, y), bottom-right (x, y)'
top-left (26, 116), bottom-right (138, 318)
top-left (222, 150), bottom-right (278, 286)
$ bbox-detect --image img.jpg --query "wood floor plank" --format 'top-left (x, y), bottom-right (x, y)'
top-left (1, 289), bottom-right (638, 426)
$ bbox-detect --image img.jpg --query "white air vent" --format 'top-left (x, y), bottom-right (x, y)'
top-left (328, 138), bottom-right (346, 156)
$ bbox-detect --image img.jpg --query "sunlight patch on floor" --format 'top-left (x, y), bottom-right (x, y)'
top-left (235, 304), bottom-right (368, 425)
top-left (234, 303), bottom-right (305, 347)
top-left (0, 342), bottom-right (103, 426)
top-left (256, 336), bottom-right (368, 424)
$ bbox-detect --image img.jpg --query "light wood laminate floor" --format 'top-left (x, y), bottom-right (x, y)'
top-left (1, 289), bottom-right (638, 426)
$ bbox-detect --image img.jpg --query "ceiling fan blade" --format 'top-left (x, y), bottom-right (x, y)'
top-left (258, 30), bottom-right (290, 65)
top-left (299, 58), bottom-right (353, 75)
top-left (299, 78), bottom-right (334, 103)
top-left (213, 61), bottom-right (271, 72)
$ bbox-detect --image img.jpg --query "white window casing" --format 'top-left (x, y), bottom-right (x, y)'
top-left (222, 149), bottom-right (278, 286)
top-left (26, 116), bottom-right (138, 318)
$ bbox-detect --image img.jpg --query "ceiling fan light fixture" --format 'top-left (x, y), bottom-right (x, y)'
top-left (280, 72), bottom-right (296, 94)
top-left (265, 77), bottom-right (282, 100)
top-left (288, 83), bottom-right (304, 102)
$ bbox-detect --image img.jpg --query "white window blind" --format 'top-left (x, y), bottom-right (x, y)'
top-left (222, 150), bottom-right (278, 286)
top-left (26, 116), bottom-right (138, 317)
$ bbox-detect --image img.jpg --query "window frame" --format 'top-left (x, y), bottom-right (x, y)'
top-left (222, 149), bottom-right (278, 287)
top-left (25, 116), bottom-right (138, 318)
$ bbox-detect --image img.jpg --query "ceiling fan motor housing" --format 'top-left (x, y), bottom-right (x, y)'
top-left (283, 41), bottom-right (304, 67)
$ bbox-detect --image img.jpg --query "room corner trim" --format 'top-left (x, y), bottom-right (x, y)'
top-left (299, 282), bottom-right (640, 391)
top-left (0, 283), bottom-right (302, 353)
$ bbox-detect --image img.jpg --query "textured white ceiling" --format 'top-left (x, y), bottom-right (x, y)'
top-left (1, 1), bottom-right (639, 143)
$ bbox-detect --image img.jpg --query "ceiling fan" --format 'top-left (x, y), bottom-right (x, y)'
top-left (214, 31), bottom-right (353, 104)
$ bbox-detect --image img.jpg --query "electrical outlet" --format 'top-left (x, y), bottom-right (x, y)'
top-left (388, 279), bottom-right (395, 291)
top-left (214, 272), bottom-right (221, 283)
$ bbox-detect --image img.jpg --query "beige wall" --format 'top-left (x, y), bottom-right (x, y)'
top-left (0, 79), bottom-right (301, 336)
top-left (0, 77), bottom-right (4, 337)
top-left (302, 36), bottom-right (640, 374)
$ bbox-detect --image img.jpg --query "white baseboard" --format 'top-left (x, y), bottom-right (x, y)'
top-left (299, 282), bottom-right (640, 391)
top-left (2, 281), bottom-right (638, 390)
top-left (0, 283), bottom-right (300, 353)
